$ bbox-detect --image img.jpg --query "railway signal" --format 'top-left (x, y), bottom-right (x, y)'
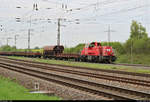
top-left (33, 3), bottom-right (38, 11)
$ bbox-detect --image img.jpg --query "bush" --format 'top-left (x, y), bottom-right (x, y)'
top-left (64, 44), bottom-right (85, 54)
top-left (101, 42), bottom-right (125, 55)
top-left (124, 38), bottom-right (150, 54)
top-left (0, 45), bottom-right (16, 51)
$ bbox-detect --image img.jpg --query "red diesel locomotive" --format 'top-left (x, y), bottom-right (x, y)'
top-left (80, 42), bottom-right (116, 63)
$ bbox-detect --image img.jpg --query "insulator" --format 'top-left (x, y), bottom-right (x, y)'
top-left (36, 8), bottom-right (38, 11)
top-left (62, 4), bottom-right (64, 8)
top-left (65, 5), bottom-right (67, 9)
top-left (33, 4), bottom-right (35, 10)
top-left (35, 4), bottom-right (38, 11)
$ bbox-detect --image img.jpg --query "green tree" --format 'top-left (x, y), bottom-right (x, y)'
top-left (64, 44), bottom-right (85, 54)
top-left (130, 20), bottom-right (148, 40)
top-left (0, 45), bottom-right (18, 52)
top-left (125, 20), bottom-right (149, 54)
top-left (101, 42), bottom-right (125, 55)
top-left (34, 46), bottom-right (40, 49)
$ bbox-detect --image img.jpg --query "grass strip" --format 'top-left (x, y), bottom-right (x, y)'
top-left (0, 76), bottom-right (61, 100)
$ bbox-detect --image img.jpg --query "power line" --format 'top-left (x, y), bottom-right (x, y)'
top-left (64, 0), bottom-right (134, 16)
top-left (87, 4), bottom-right (149, 21)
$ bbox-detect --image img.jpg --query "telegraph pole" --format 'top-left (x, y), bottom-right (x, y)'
top-left (7, 38), bottom-right (8, 46)
top-left (131, 39), bottom-right (133, 64)
top-left (28, 29), bottom-right (31, 50)
top-left (27, 3), bottom-right (38, 51)
top-left (14, 35), bottom-right (19, 48)
top-left (28, 15), bottom-right (32, 51)
top-left (104, 25), bottom-right (116, 46)
top-left (57, 18), bottom-right (61, 46)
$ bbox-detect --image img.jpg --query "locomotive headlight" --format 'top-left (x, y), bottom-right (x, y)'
top-left (106, 49), bottom-right (111, 52)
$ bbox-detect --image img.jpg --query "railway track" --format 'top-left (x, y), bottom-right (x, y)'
top-left (0, 60), bottom-right (150, 100)
top-left (1, 56), bottom-right (150, 77)
top-left (0, 56), bottom-right (150, 100)
top-left (1, 55), bottom-right (150, 68)
top-left (0, 57), bottom-right (150, 87)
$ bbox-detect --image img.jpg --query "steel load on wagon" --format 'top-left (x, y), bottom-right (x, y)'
top-left (43, 45), bottom-right (64, 57)
top-left (43, 46), bottom-right (64, 51)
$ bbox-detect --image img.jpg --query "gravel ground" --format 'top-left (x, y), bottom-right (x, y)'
top-left (0, 67), bottom-right (110, 100)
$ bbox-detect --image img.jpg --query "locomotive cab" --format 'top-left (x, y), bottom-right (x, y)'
top-left (102, 46), bottom-right (117, 63)
top-left (80, 42), bottom-right (102, 62)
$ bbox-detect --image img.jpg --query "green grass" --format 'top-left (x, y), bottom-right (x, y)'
top-left (0, 76), bottom-right (61, 100)
top-left (7, 56), bottom-right (150, 74)
top-left (116, 54), bottom-right (150, 65)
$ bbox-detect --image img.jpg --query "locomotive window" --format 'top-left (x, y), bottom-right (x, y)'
top-left (89, 43), bottom-right (95, 47)
top-left (91, 42), bottom-right (95, 45)
top-left (97, 43), bottom-right (101, 46)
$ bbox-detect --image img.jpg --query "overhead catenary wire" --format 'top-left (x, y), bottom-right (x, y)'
top-left (0, 0), bottom-right (149, 48)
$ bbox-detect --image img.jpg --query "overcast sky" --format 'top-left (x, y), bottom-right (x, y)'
top-left (0, 0), bottom-right (149, 48)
